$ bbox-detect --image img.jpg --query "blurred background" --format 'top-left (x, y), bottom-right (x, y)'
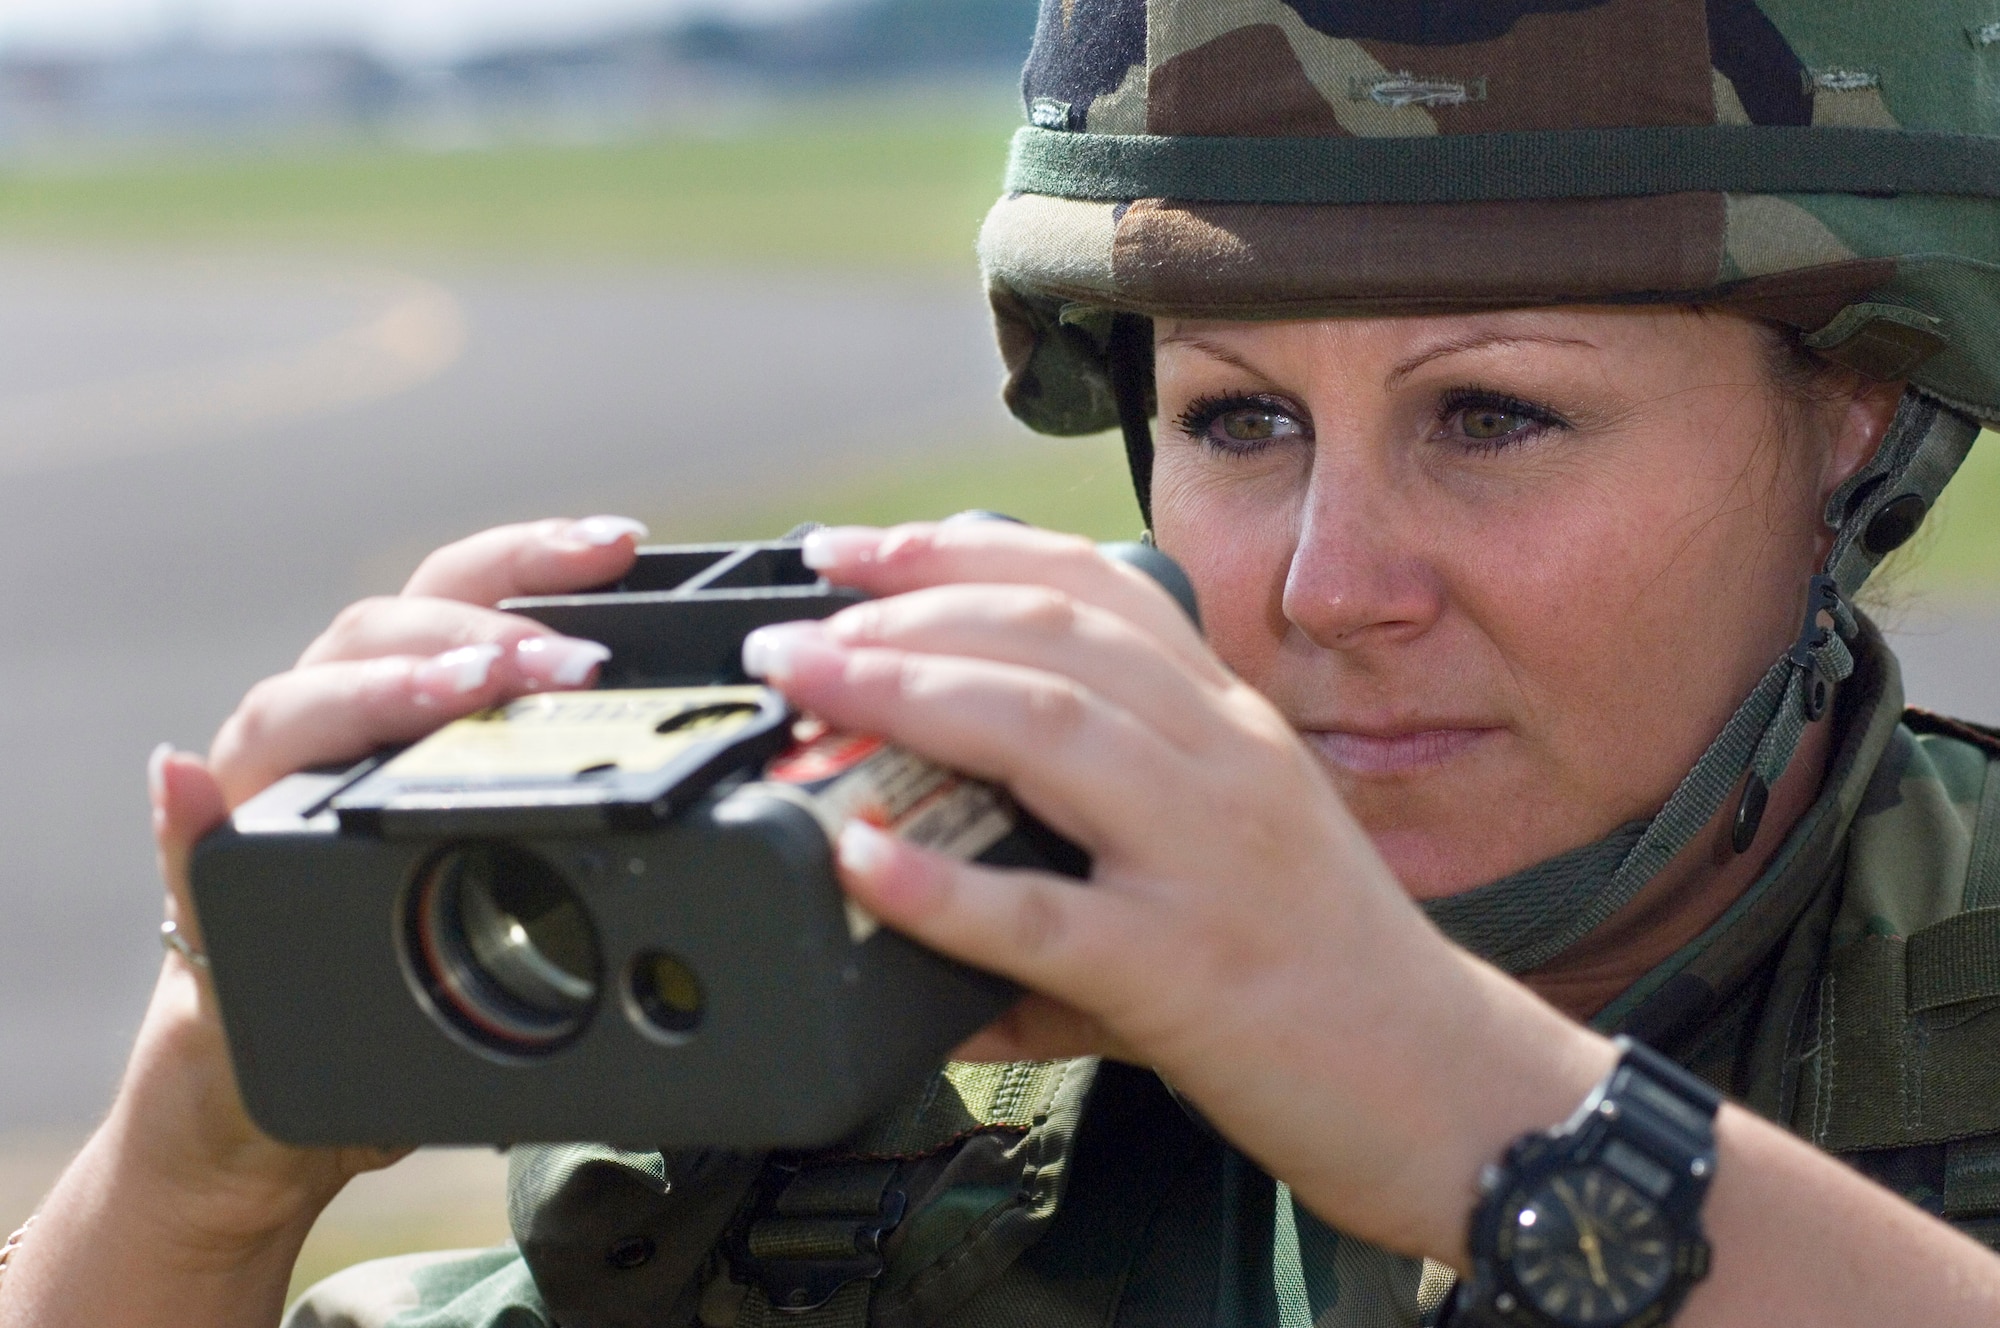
top-left (0, 0), bottom-right (1995, 1303)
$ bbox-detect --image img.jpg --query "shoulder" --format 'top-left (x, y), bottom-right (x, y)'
top-left (1903, 707), bottom-right (2000, 758)
top-left (1839, 708), bottom-right (2000, 942)
top-left (283, 1246), bottom-right (549, 1328)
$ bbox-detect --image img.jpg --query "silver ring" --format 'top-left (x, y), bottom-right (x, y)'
top-left (160, 919), bottom-right (210, 970)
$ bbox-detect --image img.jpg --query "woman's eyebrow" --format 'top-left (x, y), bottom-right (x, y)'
top-left (1385, 332), bottom-right (1596, 388)
top-left (1153, 332), bottom-right (1270, 380)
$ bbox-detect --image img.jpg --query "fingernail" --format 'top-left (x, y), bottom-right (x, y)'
top-left (415, 643), bottom-right (504, 698)
top-left (801, 526), bottom-right (882, 571)
top-left (741, 622), bottom-right (827, 685)
top-left (148, 742), bottom-right (174, 805)
top-left (839, 820), bottom-right (896, 876)
top-left (942, 509), bottom-right (1026, 526)
top-left (561, 515), bottom-right (650, 548)
top-left (515, 636), bottom-right (611, 689)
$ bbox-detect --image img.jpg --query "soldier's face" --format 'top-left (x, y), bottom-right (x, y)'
top-left (1149, 306), bottom-right (1897, 899)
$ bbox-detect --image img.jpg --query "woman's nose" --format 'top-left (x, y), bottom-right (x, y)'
top-left (1280, 484), bottom-right (1447, 650)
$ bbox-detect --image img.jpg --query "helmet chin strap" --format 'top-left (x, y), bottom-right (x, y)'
top-left (1425, 391), bottom-right (1979, 974)
top-left (1107, 314), bottom-right (1158, 531)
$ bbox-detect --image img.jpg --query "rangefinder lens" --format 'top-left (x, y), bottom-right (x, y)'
top-left (406, 843), bottom-right (600, 1056)
top-left (628, 951), bottom-right (705, 1039)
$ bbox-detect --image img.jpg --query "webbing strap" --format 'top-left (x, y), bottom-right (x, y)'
top-left (1945, 1136), bottom-right (2000, 1219)
top-left (1005, 125), bottom-right (2000, 205)
top-left (1908, 907), bottom-right (2000, 1012)
top-left (1966, 759), bottom-right (2000, 912)
top-left (1271, 1183), bottom-right (1311, 1328)
top-left (1816, 907), bottom-right (2000, 1150)
top-left (840, 1059), bottom-right (1066, 1159)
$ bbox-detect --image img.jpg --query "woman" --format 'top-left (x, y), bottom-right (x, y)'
top-left (9, 2), bottom-right (2000, 1325)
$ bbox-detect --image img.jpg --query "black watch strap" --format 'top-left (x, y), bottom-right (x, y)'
top-left (1597, 1038), bottom-right (1722, 1178)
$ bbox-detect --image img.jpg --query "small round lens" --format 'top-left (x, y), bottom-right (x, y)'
top-left (629, 951), bottom-right (705, 1038)
top-left (406, 842), bottom-right (600, 1056)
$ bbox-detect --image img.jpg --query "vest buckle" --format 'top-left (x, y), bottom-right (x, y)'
top-left (728, 1158), bottom-right (908, 1313)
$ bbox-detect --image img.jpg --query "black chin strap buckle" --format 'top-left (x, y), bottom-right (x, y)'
top-left (1735, 575), bottom-right (1851, 855)
top-left (1786, 574), bottom-right (1847, 724)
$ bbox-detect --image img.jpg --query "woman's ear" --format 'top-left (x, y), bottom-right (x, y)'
top-left (1821, 376), bottom-right (1907, 500)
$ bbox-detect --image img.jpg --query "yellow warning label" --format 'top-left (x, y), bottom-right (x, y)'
top-left (380, 686), bottom-right (771, 781)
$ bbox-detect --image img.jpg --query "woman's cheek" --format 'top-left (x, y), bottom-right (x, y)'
top-left (1152, 456), bottom-right (1300, 676)
top-left (1466, 476), bottom-right (1762, 813)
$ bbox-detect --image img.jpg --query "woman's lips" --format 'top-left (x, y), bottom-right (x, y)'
top-left (1302, 727), bottom-right (1498, 776)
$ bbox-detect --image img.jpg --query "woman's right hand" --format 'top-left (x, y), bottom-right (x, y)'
top-left (1, 516), bottom-right (647, 1328)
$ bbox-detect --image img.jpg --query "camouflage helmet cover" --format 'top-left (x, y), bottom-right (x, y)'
top-left (981, 0), bottom-right (2000, 436)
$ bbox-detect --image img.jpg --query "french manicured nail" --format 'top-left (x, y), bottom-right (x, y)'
top-left (561, 515), bottom-right (650, 548)
top-left (148, 742), bottom-right (174, 805)
top-left (414, 643), bottom-right (504, 700)
top-left (515, 636), bottom-right (611, 689)
top-left (741, 622), bottom-right (829, 684)
top-left (839, 820), bottom-right (897, 876)
top-left (942, 509), bottom-right (1026, 526)
top-left (800, 527), bottom-right (882, 571)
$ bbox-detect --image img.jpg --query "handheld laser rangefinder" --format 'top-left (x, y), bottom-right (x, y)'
top-left (191, 535), bottom-right (1197, 1150)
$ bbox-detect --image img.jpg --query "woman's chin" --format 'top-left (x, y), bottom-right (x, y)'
top-left (1367, 831), bottom-right (1510, 902)
top-left (1364, 808), bottom-right (1618, 903)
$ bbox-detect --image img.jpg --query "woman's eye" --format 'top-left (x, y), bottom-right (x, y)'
top-left (1439, 392), bottom-right (1564, 449)
top-left (1219, 408), bottom-right (1293, 442)
top-left (1460, 405), bottom-right (1533, 440)
top-left (1178, 397), bottom-right (1308, 452)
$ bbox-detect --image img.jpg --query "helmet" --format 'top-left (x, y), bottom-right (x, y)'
top-left (983, 0), bottom-right (2000, 439)
top-left (976, 0), bottom-right (2000, 971)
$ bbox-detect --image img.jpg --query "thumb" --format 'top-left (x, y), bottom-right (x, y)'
top-left (151, 744), bottom-right (230, 953)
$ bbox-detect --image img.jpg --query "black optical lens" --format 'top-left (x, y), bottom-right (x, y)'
top-left (629, 950), bottom-right (705, 1039)
top-left (406, 842), bottom-right (600, 1056)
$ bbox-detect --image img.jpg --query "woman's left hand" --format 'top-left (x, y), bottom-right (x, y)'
top-left (741, 520), bottom-right (1614, 1265)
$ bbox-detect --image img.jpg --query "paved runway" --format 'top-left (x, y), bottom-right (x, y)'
top-left (0, 249), bottom-right (1994, 1131)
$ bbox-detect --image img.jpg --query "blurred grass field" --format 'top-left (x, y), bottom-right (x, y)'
top-left (669, 431), bottom-right (1145, 542)
top-left (1896, 429), bottom-right (2000, 599)
top-left (0, 99), bottom-right (1018, 271)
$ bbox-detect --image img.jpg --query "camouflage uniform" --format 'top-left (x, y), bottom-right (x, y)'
top-left (292, 3), bottom-right (2000, 1325)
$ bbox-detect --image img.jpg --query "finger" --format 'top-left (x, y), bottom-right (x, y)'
top-left (299, 595), bottom-right (567, 669)
top-left (839, 822), bottom-right (1158, 1037)
top-left (819, 584), bottom-right (1231, 747)
top-left (401, 516), bottom-right (648, 605)
top-left (303, 624), bottom-right (611, 697)
top-left (746, 626), bottom-right (1179, 849)
top-left (208, 637), bottom-right (607, 805)
top-left (803, 523), bottom-right (1208, 666)
top-left (152, 746), bottom-right (230, 954)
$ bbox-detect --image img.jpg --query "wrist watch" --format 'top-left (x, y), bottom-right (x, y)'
top-left (1450, 1036), bottom-right (1720, 1328)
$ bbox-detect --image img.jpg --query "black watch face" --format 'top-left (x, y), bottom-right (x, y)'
top-left (1500, 1166), bottom-right (1675, 1327)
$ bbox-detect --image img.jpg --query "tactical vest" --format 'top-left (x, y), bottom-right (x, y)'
top-left (285, 636), bottom-right (2000, 1328)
